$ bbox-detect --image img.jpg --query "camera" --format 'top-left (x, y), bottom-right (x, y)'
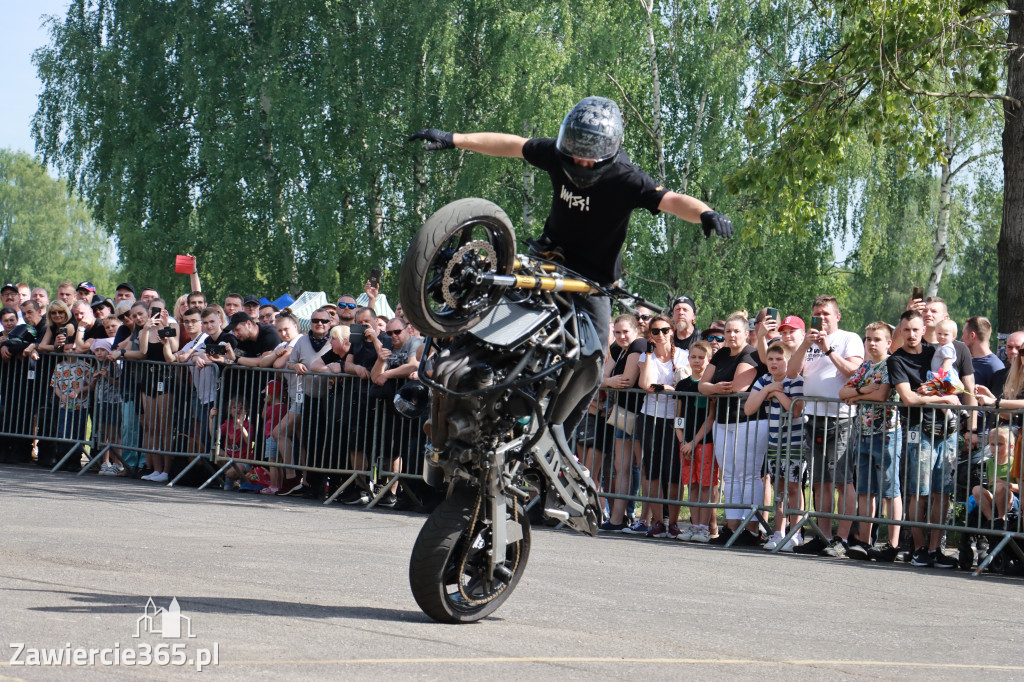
top-left (349, 323), bottom-right (367, 347)
top-left (206, 342), bottom-right (228, 355)
top-left (158, 327), bottom-right (176, 339)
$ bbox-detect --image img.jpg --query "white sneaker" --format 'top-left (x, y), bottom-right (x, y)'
top-left (780, 535), bottom-right (799, 553)
top-left (112, 462), bottom-right (125, 474)
top-left (98, 463), bottom-right (112, 476)
top-left (150, 472), bottom-right (169, 483)
top-left (140, 472), bottom-right (156, 481)
top-left (690, 526), bottom-right (711, 543)
top-left (677, 526), bottom-right (695, 541)
top-left (764, 532), bottom-right (784, 551)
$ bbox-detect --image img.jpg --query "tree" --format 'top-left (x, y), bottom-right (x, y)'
top-left (734, 1), bottom-right (1020, 332)
top-left (0, 149), bottom-right (115, 295)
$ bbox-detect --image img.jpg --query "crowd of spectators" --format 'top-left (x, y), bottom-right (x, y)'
top-left (1, 268), bottom-right (1022, 569)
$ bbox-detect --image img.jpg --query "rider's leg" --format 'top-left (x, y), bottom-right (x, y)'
top-left (549, 295), bottom-right (611, 434)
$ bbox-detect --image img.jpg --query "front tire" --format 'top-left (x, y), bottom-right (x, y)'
top-left (399, 198), bottom-right (515, 338)
top-left (409, 486), bottom-right (531, 623)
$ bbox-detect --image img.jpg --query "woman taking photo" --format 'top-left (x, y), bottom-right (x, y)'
top-left (698, 311), bottom-right (766, 545)
top-left (637, 314), bottom-right (689, 539)
top-left (123, 300), bottom-right (179, 483)
top-left (599, 313), bottom-right (646, 532)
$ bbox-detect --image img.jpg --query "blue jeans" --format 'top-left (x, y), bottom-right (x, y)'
top-left (855, 430), bottom-right (902, 498)
top-left (903, 427), bottom-right (956, 496)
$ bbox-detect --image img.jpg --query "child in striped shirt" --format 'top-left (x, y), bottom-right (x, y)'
top-left (744, 344), bottom-right (806, 551)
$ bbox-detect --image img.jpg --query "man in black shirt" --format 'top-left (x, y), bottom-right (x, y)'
top-left (671, 295), bottom-right (701, 350)
top-left (0, 301), bottom-right (45, 462)
top-left (411, 96), bottom-right (732, 433)
top-left (223, 312), bottom-right (283, 367)
top-left (887, 310), bottom-right (961, 568)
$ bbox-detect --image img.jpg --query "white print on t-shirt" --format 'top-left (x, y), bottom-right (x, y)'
top-left (559, 185), bottom-right (590, 212)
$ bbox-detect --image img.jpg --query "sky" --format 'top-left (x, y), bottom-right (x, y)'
top-left (1, 1), bottom-right (72, 157)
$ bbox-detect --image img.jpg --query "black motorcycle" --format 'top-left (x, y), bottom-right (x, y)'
top-left (397, 197), bottom-right (650, 623)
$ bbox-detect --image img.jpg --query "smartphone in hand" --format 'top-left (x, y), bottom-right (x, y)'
top-left (369, 268), bottom-right (381, 288)
top-left (810, 316), bottom-right (822, 331)
top-left (911, 286), bottom-right (924, 300)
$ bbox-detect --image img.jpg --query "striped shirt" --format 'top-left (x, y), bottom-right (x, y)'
top-left (752, 373), bottom-right (806, 453)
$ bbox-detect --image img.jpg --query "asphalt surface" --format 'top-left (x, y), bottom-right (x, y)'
top-left (1, 464), bottom-right (1022, 681)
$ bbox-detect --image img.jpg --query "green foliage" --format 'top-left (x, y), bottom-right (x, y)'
top-left (0, 149), bottom-right (116, 296)
top-left (943, 172), bottom-right (1002, 331)
top-left (30, 0), bottom-right (1003, 329)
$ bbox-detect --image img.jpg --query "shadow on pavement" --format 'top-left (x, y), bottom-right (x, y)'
top-left (15, 587), bottom-right (424, 623)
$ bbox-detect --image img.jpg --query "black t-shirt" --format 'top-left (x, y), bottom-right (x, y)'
top-left (82, 323), bottom-right (107, 341)
top-left (206, 331), bottom-right (240, 355)
top-left (48, 321), bottom-right (76, 349)
top-left (345, 337), bottom-right (394, 393)
top-left (522, 138), bottom-right (669, 284)
top-left (708, 345), bottom-right (760, 423)
top-left (675, 376), bottom-right (713, 444)
top-left (951, 339), bottom-right (975, 380)
top-left (673, 327), bottom-right (701, 351)
top-left (886, 344), bottom-right (937, 428)
top-left (237, 323), bottom-right (282, 359)
top-left (113, 325), bottom-right (132, 350)
top-left (611, 338), bottom-right (647, 410)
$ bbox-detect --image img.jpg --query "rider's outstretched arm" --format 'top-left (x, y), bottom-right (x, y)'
top-left (659, 191), bottom-right (734, 239)
top-left (409, 128), bottom-right (526, 158)
top-left (453, 133), bottom-right (527, 158)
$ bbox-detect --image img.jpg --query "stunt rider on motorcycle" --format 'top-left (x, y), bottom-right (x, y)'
top-left (410, 96), bottom-right (733, 434)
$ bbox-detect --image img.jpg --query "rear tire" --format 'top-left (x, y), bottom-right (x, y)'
top-left (409, 486), bottom-right (531, 623)
top-left (399, 198), bottom-right (515, 338)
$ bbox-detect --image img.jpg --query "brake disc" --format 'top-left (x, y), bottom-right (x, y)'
top-left (442, 240), bottom-right (498, 308)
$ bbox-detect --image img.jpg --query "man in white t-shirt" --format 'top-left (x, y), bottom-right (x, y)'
top-left (787, 295), bottom-right (864, 556)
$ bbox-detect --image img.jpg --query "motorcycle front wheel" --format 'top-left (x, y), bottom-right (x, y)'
top-left (409, 486), bottom-right (531, 623)
top-left (399, 198), bottom-right (516, 338)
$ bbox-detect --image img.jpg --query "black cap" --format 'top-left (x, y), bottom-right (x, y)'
top-left (671, 295), bottom-right (697, 316)
top-left (223, 311), bottom-right (254, 333)
top-left (115, 282), bottom-right (136, 295)
top-left (90, 295), bottom-right (110, 310)
top-left (1, 283), bottom-right (17, 294)
top-left (242, 295), bottom-right (261, 306)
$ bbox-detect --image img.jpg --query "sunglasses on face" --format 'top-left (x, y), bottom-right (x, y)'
top-left (705, 334), bottom-right (724, 342)
top-left (637, 314), bottom-right (652, 321)
top-left (650, 327), bottom-right (672, 336)
top-left (118, 313), bottom-right (130, 321)
top-left (336, 302), bottom-right (357, 309)
top-left (310, 318), bottom-right (330, 324)
top-left (384, 329), bottom-right (404, 337)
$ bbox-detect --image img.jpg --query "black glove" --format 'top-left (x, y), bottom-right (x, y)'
top-left (700, 211), bottom-right (733, 239)
top-left (527, 236), bottom-right (566, 263)
top-left (408, 128), bottom-right (455, 151)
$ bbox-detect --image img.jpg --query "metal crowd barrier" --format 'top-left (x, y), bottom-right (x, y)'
top-left (0, 350), bottom-right (96, 470)
top-left (769, 395), bottom-right (1024, 573)
top-left (204, 364), bottom-right (426, 508)
top-left (573, 387), bottom-right (775, 546)
top-left (5, 351), bottom-right (1024, 573)
top-left (581, 387), bottom-right (1024, 572)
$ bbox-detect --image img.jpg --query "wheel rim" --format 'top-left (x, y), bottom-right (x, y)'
top-left (441, 525), bottom-right (522, 613)
top-left (421, 217), bottom-right (513, 331)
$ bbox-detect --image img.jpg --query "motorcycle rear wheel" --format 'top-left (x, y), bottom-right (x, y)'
top-left (399, 198), bottom-right (516, 338)
top-left (409, 486), bottom-right (531, 623)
